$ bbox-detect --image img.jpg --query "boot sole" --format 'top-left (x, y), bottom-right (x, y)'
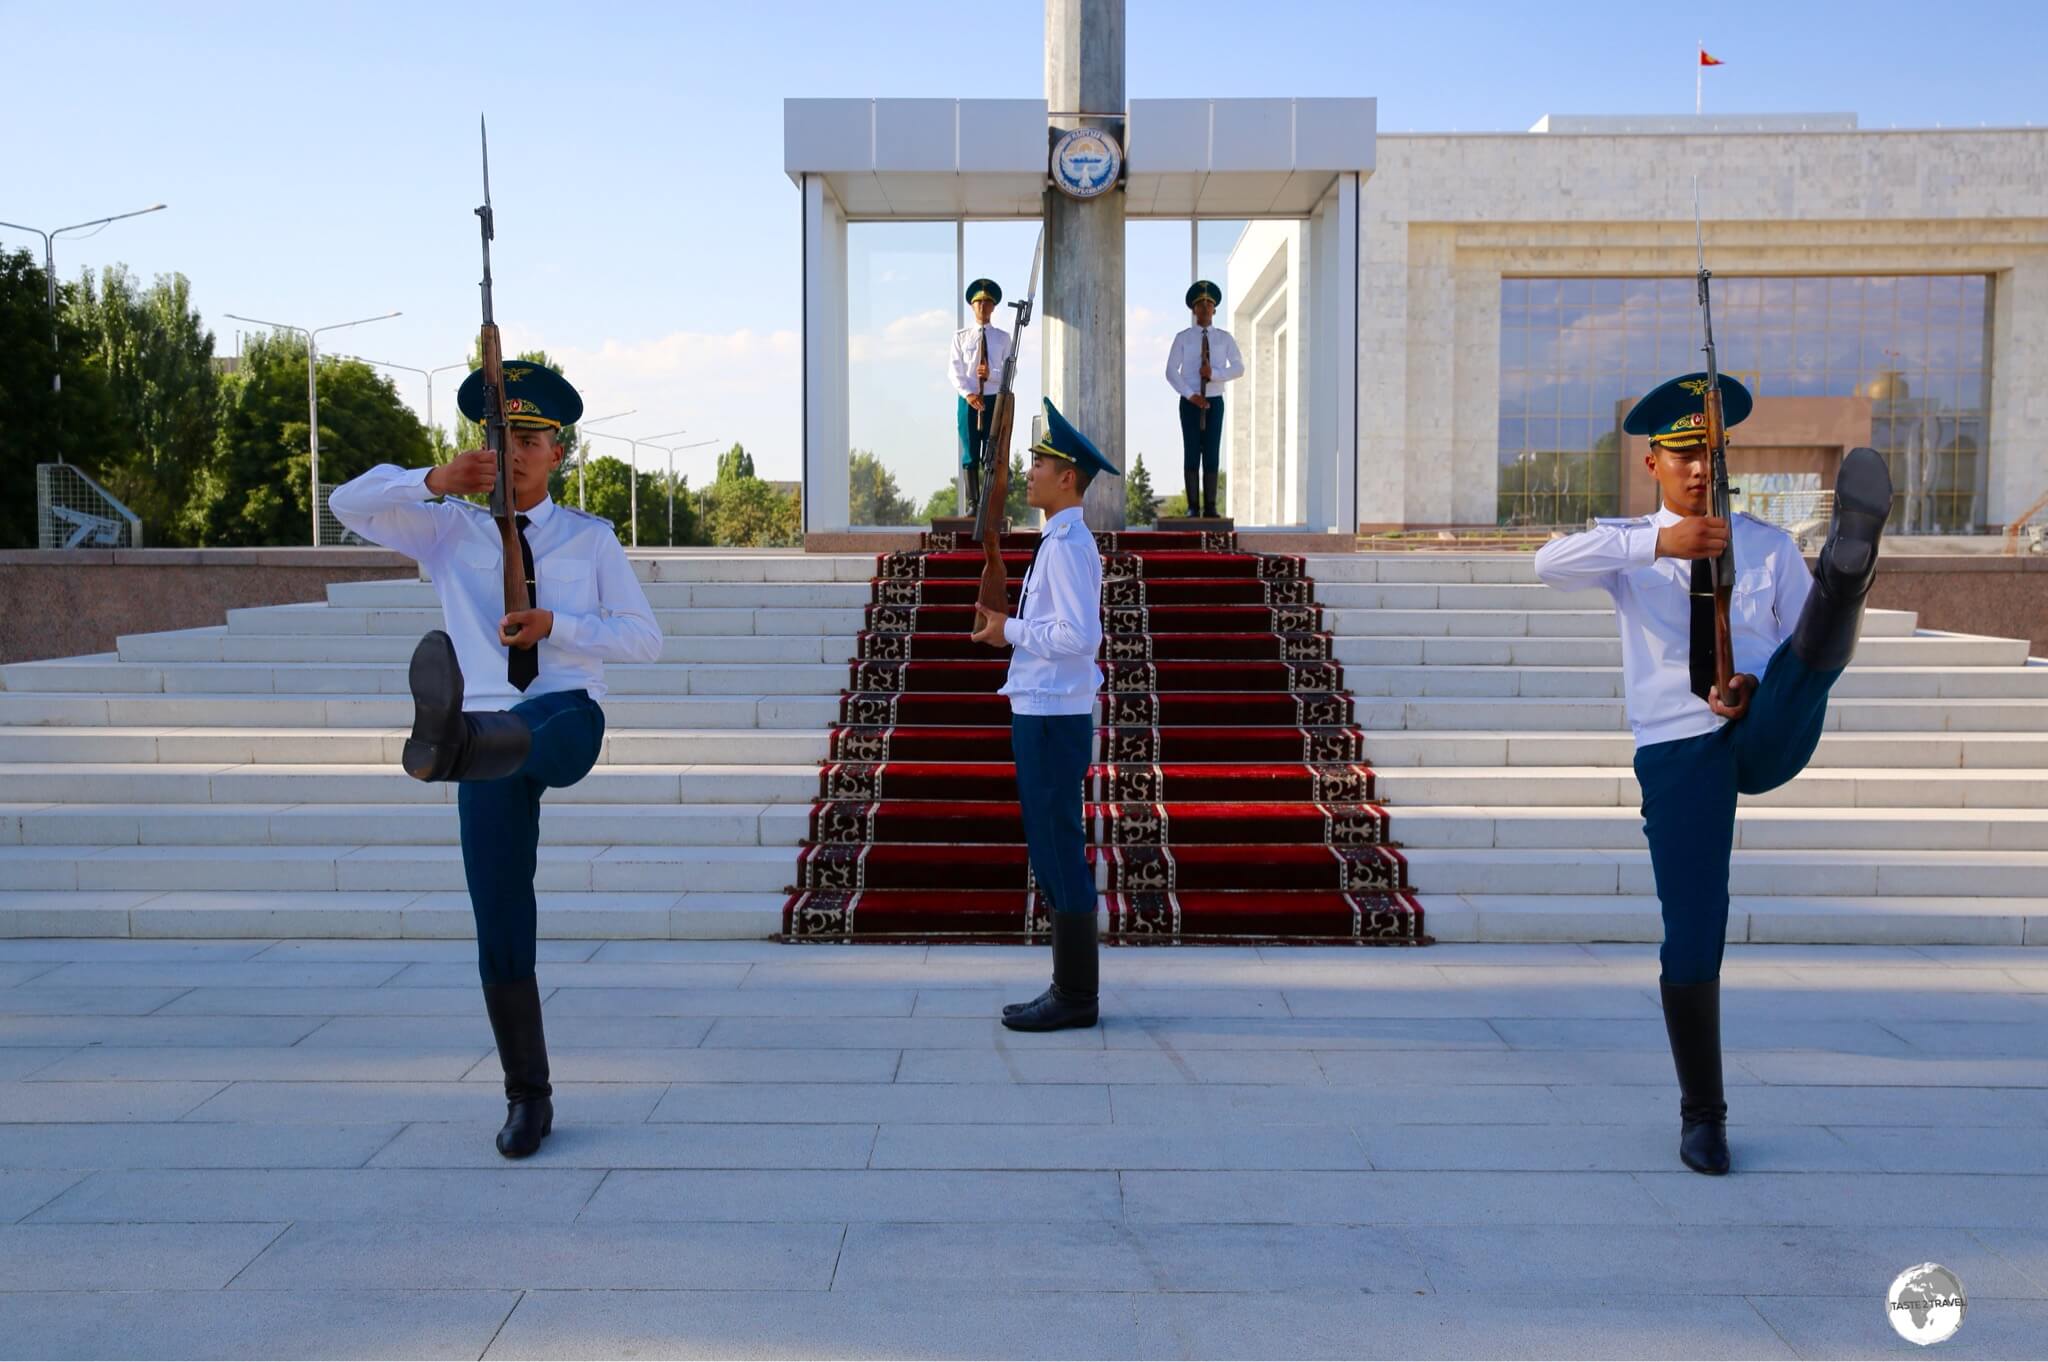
top-left (1827, 448), bottom-right (1895, 580)
top-left (1001, 1007), bottom-right (1099, 1032)
top-left (401, 632), bottom-right (463, 781)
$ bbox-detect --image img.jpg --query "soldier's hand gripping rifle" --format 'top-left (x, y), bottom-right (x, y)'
top-left (1694, 177), bottom-right (1736, 703)
top-left (475, 116), bottom-right (532, 633)
top-left (972, 228), bottom-right (1045, 625)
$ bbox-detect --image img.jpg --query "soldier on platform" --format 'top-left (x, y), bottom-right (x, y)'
top-left (1533, 373), bottom-right (1893, 1175)
top-left (330, 362), bottom-right (661, 1158)
top-left (1164, 280), bottom-right (1244, 519)
top-left (951, 278), bottom-right (1011, 512)
top-left (971, 399), bottom-right (1119, 1031)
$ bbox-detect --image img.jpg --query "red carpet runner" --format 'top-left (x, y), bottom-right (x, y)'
top-left (779, 528), bottom-right (1430, 945)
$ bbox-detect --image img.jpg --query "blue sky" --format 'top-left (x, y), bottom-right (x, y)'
top-left (5, 0), bottom-right (2040, 500)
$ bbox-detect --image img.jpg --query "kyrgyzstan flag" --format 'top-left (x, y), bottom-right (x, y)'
top-left (1699, 48), bottom-right (1725, 66)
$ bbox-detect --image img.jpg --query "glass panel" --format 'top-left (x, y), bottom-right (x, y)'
top-left (958, 220), bottom-right (1046, 524)
top-left (1497, 272), bottom-right (1994, 530)
top-left (847, 221), bottom-right (958, 527)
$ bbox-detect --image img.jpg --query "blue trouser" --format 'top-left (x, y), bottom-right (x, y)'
top-left (957, 395), bottom-right (990, 470)
top-left (1011, 712), bottom-right (1096, 917)
top-left (1632, 640), bottom-right (1843, 986)
top-left (457, 688), bottom-right (606, 987)
top-left (1178, 395), bottom-right (1225, 505)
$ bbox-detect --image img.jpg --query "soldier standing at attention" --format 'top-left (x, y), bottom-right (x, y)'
top-left (972, 399), bottom-right (1120, 1031)
top-left (951, 278), bottom-right (1011, 512)
top-left (1164, 279), bottom-right (1244, 518)
top-left (1534, 373), bottom-right (1892, 1176)
top-left (330, 362), bottom-right (661, 1158)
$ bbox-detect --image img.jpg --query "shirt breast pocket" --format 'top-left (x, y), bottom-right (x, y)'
top-left (540, 555), bottom-right (596, 614)
top-left (1731, 565), bottom-right (1777, 633)
top-left (454, 542), bottom-right (500, 578)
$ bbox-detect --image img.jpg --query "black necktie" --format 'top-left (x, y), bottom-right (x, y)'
top-left (509, 514), bottom-right (538, 692)
top-left (1688, 556), bottom-right (1716, 703)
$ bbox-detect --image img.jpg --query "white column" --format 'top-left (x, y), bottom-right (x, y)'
top-left (801, 174), bottom-right (851, 533)
top-left (1333, 170), bottom-right (1359, 535)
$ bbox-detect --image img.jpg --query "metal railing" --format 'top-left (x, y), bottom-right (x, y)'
top-left (36, 463), bottom-right (142, 549)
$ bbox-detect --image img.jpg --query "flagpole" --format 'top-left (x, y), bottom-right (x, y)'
top-left (1696, 40), bottom-right (1703, 116)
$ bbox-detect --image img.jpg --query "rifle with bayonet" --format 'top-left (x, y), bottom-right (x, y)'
top-left (972, 228), bottom-right (1045, 620)
top-left (1694, 177), bottom-right (1736, 702)
top-left (475, 115), bottom-right (532, 630)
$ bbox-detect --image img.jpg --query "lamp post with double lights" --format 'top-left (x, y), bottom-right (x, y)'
top-left (223, 310), bottom-right (403, 545)
top-left (639, 430), bottom-right (688, 546)
top-left (653, 437), bottom-right (720, 544)
top-left (337, 356), bottom-right (467, 442)
top-left (0, 202), bottom-right (167, 463)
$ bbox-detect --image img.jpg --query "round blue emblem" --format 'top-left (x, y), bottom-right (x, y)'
top-left (1050, 126), bottom-right (1122, 200)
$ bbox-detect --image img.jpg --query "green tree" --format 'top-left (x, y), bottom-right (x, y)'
top-left (716, 443), bottom-right (755, 481)
top-left (849, 449), bottom-right (917, 526)
top-left (1125, 450), bottom-right (1159, 526)
top-left (562, 453), bottom-right (682, 546)
top-left (67, 266), bottom-right (218, 544)
top-left (920, 482), bottom-right (959, 520)
top-left (710, 476), bottom-right (800, 546)
top-left (0, 249), bottom-right (121, 547)
top-left (192, 332), bottom-right (432, 546)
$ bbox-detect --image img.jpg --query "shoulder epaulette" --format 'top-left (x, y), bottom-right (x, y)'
top-left (1593, 514), bottom-right (1650, 528)
top-left (559, 504), bottom-right (614, 527)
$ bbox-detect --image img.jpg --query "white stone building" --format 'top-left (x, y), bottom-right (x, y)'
top-left (1228, 114), bottom-right (2048, 533)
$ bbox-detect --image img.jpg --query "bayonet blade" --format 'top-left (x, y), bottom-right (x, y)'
top-left (477, 115), bottom-right (495, 242)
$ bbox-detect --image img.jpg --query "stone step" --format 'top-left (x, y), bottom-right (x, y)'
top-left (1397, 846), bottom-right (2048, 898)
top-left (1374, 765), bottom-right (2048, 809)
top-left (114, 628), bottom-right (862, 667)
top-left (1332, 634), bottom-right (2035, 670)
top-left (1, 800), bottom-right (810, 847)
top-left (0, 759), bottom-right (2042, 813)
top-left (0, 886), bottom-right (2040, 946)
top-left (220, 602), bottom-right (868, 637)
top-left (1359, 729), bottom-right (2048, 767)
top-left (0, 729), bottom-right (831, 768)
top-left (0, 693), bottom-right (841, 730)
top-left (1322, 605), bottom-right (1916, 638)
top-left (0, 760), bottom-right (829, 806)
top-left (0, 888), bottom-right (784, 940)
top-left (0, 842), bottom-right (796, 894)
top-left (8, 799), bottom-right (2043, 854)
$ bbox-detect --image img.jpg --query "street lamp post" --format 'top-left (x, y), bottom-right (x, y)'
top-left (223, 310), bottom-right (402, 545)
top-left (654, 438), bottom-right (719, 544)
top-left (641, 430), bottom-right (687, 546)
top-left (337, 356), bottom-right (466, 439)
top-left (0, 202), bottom-right (167, 462)
top-left (582, 430), bottom-right (650, 546)
top-left (577, 410), bottom-right (636, 511)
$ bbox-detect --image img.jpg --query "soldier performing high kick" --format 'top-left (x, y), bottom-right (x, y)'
top-left (331, 362), bottom-right (660, 1158)
top-left (1534, 372), bottom-right (1892, 1176)
top-left (951, 277), bottom-right (1011, 512)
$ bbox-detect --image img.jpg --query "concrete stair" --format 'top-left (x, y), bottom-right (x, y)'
top-left (2, 550), bottom-right (2044, 946)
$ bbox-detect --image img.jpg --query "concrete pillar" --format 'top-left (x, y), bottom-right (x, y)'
top-left (1043, 0), bottom-right (1126, 531)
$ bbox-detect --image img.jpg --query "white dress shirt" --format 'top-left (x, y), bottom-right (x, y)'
top-left (1532, 505), bottom-right (1814, 749)
top-left (950, 324), bottom-right (1012, 399)
top-left (1164, 325), bottom-right (1245, 399)
top-left (999, 505), bottom-right (1104, 716)
top-left (330, 464), bottom-right (662, 712)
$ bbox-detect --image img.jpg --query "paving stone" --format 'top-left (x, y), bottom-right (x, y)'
top-left (578, 1168), bottom-right (1122, 1223)
top-left (229, 1220), bottom-right (844, 1291)
top-left (30, 1168), bottom-right (607, 1223)
top-left (871, 1122), bottom-right (1370, 1171)
top-left (1119, 1170), bottom-right (1672, 1225)
top-left (0, 1121), bottom-right (400, 1169)
top-left (0, 1221), bottom-right (284, 1289)
top-left (31, 1046), bottom-right (487, 1082)
top-left (649, 1081), bottom-right (1111, 1125)
top-left (1635, 1171), bottom-right (2048, 1228)
top-left (0, 1289), bottom-right (519, 1362)
top-left (1745, 1294), bottom-right (2048, 1362)
top-left (0, 1081), bottom-right (223, 1122)
top-left (0, 1015), bottom-right (323, 1048)
top-left (484, 1288), bottom-right (1144, 1361)
top-left (0, 1169), bottom-right (83, 1223)
top-left (178, 1080), bottom-right (666, 1125)
top-left (367, 1121), bottom-right (876, 1170)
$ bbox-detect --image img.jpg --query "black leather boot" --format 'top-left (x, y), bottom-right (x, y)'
top-left (1002, 911), bottom-right (1099, 1031)
top-left (1660, 977), bottom-right (1730, 1175)
top-left (1201, 462), bottom-right (1219, 520)
top-left (1184, 474), bottom-right (1201, 520)
top-left (1787, 447), bottom-right (1893, 672)
top-left (401, 631), bottom-right (531, 782)
top-left (482, 976), bottom-right (554, 1159)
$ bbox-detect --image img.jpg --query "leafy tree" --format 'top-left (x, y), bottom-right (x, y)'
top-left (191, 332), bottom-right (432, 545)
top-left (0, 249), bottom-right (121, 547)
top-left (559, 453), bottom-right (686, 546)
top-left (716, 442), bottom-right (755, 482)
top-left (849, 449), bottom-right (917, 526)
top-left (1125, 451), bottom-right (1158, 526)
top-left (920, 482), bottom-right (959, 520)
top-left (710, 475), bottom-right (800, 546)
top-left (66, 266), bottom-right (217, 544)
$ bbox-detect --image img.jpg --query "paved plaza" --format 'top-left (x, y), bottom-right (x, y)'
top-left (0, 935), bottom-right (2044, 1358)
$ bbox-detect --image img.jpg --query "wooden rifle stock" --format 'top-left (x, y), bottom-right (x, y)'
top-left (975, 390), bottom-right (1016, 617)
top-left (479, 323), bottom-right (529, 621)
top-left (1198, 327), bottom-right (1210, 434)
top-left (1703, 383), bottom-right (1734, 699)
